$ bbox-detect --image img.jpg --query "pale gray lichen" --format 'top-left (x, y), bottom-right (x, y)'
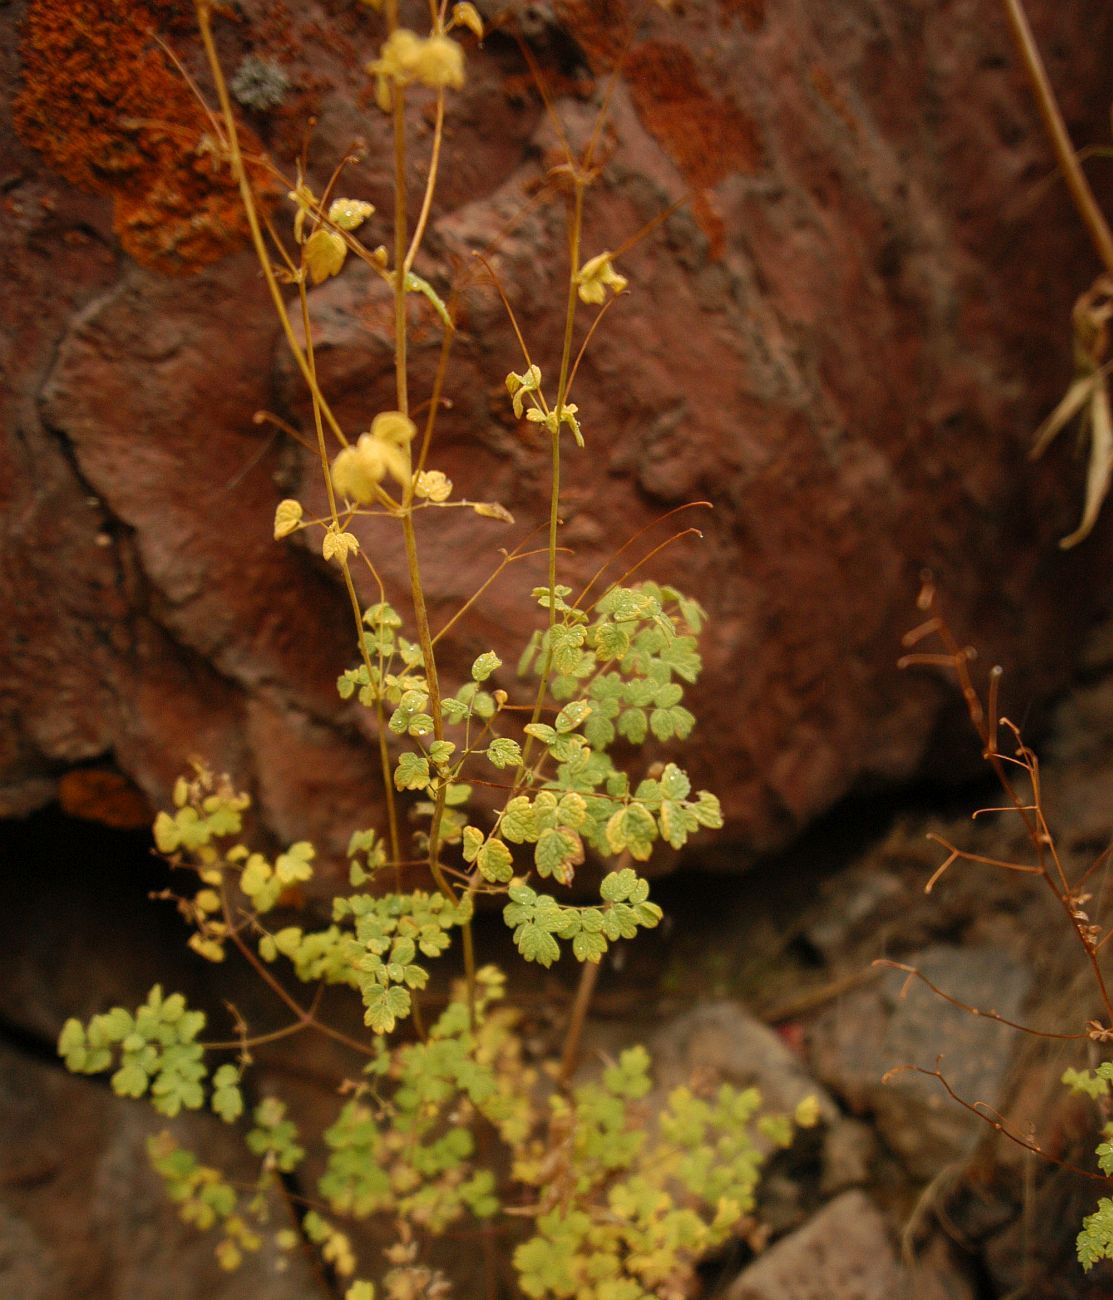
top-left (231, 55), bottom-right (290, 112)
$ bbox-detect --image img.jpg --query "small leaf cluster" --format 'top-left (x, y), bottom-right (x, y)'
top-left (319, 970), bottom-right (522, 1233)
top-left (1080, 1196), bottom-right (1113, 1274)
top-left (502, 866), bottom-right (663, 969)
top-left (1066, 1062), bottom-right (1113, 1269)
top-left (524, 581), bottom-right (705, 749)
top-left (59, 985), bottom-right (208, 1118)
top-left (147, 1131), bottom-right (263, 1272)
top-left (512, 1047), bottom-right (801, 1299)
top-left (338, 601), bottom-right (427, 711)
top-left (153, 767), bottom-right (251, 856)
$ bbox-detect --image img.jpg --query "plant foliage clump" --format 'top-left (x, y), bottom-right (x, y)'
top-left (57, 1), bottom-right (815, 1293)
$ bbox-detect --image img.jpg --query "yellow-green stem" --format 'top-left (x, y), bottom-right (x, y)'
top-left (558, 955), bottom-right (601, 1088)
top-left (520, 181), bottom-right (586, 771)
top-left (1001, 0), bottom-right (1113, 279)
top-left (196, 1), bottom-right (348, 449)
top-left (300, 281), bottom-right (402, 876)
top-left (384, 12), bottom-right (476, 1018)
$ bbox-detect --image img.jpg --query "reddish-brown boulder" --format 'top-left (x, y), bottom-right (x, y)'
top-left (2, 0), bottom-right (1111, 876)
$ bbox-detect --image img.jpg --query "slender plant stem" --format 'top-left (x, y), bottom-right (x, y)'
top-left (405, 90), bottom-right (446, 274)
top-left (518, 180), bottom-right (587, 780)
top-left (196, 1), bottom-right (349, 449)
top-left (558, 956), bottom-right (602, 1088)
top-left (219, 884), bottom-right (376, 1059)
top-left (1001, 0), bottom-right (1113, 278)
top-left (383, 2), bottom-right (476, 1019)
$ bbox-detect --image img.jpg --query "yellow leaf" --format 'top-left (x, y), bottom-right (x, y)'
top-left (414, 469), bottom-right (452, 501)
top-left (1061, 382), bottom-right (1113, 549)
top-left (450, 3), bottom-right (483, 39)
top-left (328, 198), bottom-right (375, 232)
top-left (332, 433), bottom-right (409, 501)
top-left (576, 251), bottom-right (627, 305)
top-left (471, 501), bottom-right (514, 523)
top-left (304, 229), bottom-right (347, 285)
top-left (322, 530), bottom-right (360, 563)
top-left (370, 410), bottom-right (417, 446)
top-left (273, 499), bottom-right (303, 539)
top-left (412, 34), bottom-right (465, 91)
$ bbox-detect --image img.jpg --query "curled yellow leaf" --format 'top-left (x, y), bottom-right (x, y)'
top-left (332, 434), bottom-right (409, 502)
top-left (576, 251), bottom-right (627, 305)
top-left (471, 501), bottom-right (514, 524)
top-left (371, 411), bottom-right (417, 446)
top-left (414, 470), bottom-right (452, 501)
top-left (450, 3), bottom-right (483, 39)
top-left (304, 229), bottom-right (347, 285)
top-left (273, 499), bottom-right (303, 540)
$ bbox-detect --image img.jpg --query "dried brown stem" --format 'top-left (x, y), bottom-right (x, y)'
top-left (885, 1061), bottom-right (1111, 1184)
top-left (875, 960), bottom-right (1088, 1040)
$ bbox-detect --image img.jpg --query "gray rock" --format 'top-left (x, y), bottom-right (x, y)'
top-left (809, 946), bottom-right (1030, 1178)
top-left (821, 1117), bottom-right (877, 1196)
top-left (0, 1043), bottom-right (320, 1300)
top-left (649, 999), bottom-right (839, 1125)
top-left (724, 1190), bottom-right (901, 1300)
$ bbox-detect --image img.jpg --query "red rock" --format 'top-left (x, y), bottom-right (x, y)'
top-left (3, 0), bottom-right (1112, 880)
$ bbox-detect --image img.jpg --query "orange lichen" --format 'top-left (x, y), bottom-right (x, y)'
top-left (14, 0), bottom-right (274, 275)
top-left (549, 5), bottom-right (762, 259)
top-left (625, 41), bottom-right (762, 256)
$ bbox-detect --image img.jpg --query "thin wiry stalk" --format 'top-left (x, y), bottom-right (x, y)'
top-left (1001, 0), bottom-right (1113, 278)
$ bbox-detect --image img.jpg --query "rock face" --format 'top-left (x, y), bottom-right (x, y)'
top-left (3, 0), bottom-right (1113, 875)
top-left (809, 946), bottom-right (1032, 1180)
top-left (0, 1043), bottom-right (322, 1300)
top-left (724, 1190), bottom-right (903, 1300)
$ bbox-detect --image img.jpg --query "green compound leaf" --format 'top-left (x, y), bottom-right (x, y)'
top-left (486, 737), bottom-right (522, 769)
top-left (554, 699), bottom-right (592, 733)
top-left (593, 621), bottom-right (631, 662)
top-left (659, 763), bottom-right (691, 801)
top-left (604, 804), bottom-right (658, 861)
top-left (1080, 1197), bottom-right (1113, 1271)
top-left (476, 837), bottom-right (514, 884)
top-left (275, 841), bottom-right (315, 885)
top-left (535, 827), bottom-right (584, 882)
top-left (471, 651), bottom-right (502, 682)
top-left (211, 1064), bottom-right (244, 1123)
top-left (462, 825), bottom-right (483, 863)
top-left (502, 796), bottom-right (539, 844)
top-left (692, 791), bottom-right (723, 829)
top-left (151, 1070), bottom-right (205, 1118)
top-left (549, 624), bottom-right (587, 675)
top-left (112, 1060), bottom-right (151, 1099)
top-left (362, 983), bottom-right (411, 1034)
top-left (240, 853), bottom-right (273, 899)
top-left (617, 708), bottom-right (648, 745)
top-left (394, 752), bottom-right (431, 792)
top-left (247, 1098), bottom-right (306, 1172)
top-left (557, 792), bottom-right (588, 829)
top-left (573, 929), bottom-right (607, 963)
top-left (514, 922), bottom-right (561, 967)
top-left (649, 704), bottom-right (696, 742)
